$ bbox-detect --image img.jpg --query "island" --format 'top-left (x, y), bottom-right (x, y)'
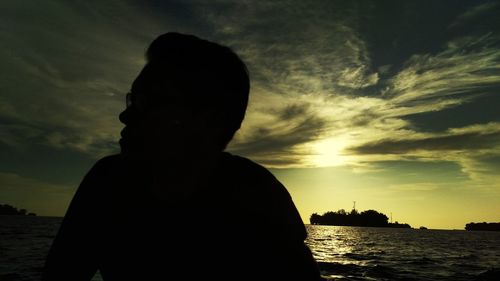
top-left (310, 209), bottom-right (411, 228)
top-left (0, 204), bottom-right (37, 216)
top-left (465, 222), bottom-right (500, 231)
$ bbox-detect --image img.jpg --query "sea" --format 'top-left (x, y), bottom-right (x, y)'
top-left (1, 215), bottom-right (499, 281)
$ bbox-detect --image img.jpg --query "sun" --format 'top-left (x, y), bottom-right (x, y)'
top-left (305, 135), bottom-right (352, 167)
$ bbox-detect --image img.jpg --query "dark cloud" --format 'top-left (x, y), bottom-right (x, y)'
top-left (463, 153), bottom-right (500, 175)
top-left (199, 0), bottom-right (381, 96)
top-left (0, 0), bottom-right (165, 167)
top-left (403, 91), bottom-right (500, 132)
top-left (476, 154), bottom-right (500, 168)
top-left (353, 1), bottom-right (470, 78)
top-left (349, 131), bottom-right (500, 155)
top-left (279, 104), bottom-right (310, 120)
top-left (348, 109), bottom-right (381, 127)
top-left (449, 1), bottom-right (500, 32)
top-left (229, 113), bottom-right (326, 166)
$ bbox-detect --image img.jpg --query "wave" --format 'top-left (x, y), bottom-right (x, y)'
top-left (319, 262), bottom-right (500, 281)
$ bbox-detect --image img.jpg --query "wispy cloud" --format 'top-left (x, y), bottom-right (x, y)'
top-left (334, 32), bottom-right (500, 182)
top-left (384, 33), bottom-right (500, 106)
top-left (199, 1), bottom-right (383, 166)
top-left (229, 102), bottom-right (326, 167)
top-left (456, 151), bottom-right (500, 187)
top-left (346, 122), bottom-right (500, 186)
top-left (0, 0), bottom-right (158, 156)
top-left (449, 2), bottom-right (500, 28)
top-left (2, 0), bottom-right (499, 181)
top-left (227, 29), bottom-right (500, 179)
top-left (186, 1), bottom-right (499, 174)
top-left (348, 122), bottom-right (500, 155)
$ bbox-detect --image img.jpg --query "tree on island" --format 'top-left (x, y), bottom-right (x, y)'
top-left (465, 222), bottom-right (500, 231)
top-left (310, 208), bottom-right (411, 228)
top-left (0, 204), bottom-right (37, 216)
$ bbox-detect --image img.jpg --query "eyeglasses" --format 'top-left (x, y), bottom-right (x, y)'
top-left (125, 92), bottom-right (150, 112)
top-left (125, 92), bottom-right (188, 126)
top-left (125, 92), bottom-right (132, 108)
top-left (125, 92), bottom-right (135, 108)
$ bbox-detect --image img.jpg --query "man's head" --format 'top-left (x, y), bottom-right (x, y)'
top-left (119, 32), bottom-right (250, 156)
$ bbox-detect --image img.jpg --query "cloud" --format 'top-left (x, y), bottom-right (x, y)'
top-left (194, 1), bottom-right (387, 167)
top-left (0, 0), bottom-right (163, 156)
top-left (449, 2), bottom-right (500, 28)
top-left (329, 32), bottom-right (500, 172)
top-left (348, 122), bottom-right (500, 155)
top-left (0, 121), bottom-right (45, 148)
top-left (279, 104), bottom-right (311, 120)
top-left (351, 126), bottom-right (500, 154)
top-left (199, 1), bottom-right (379, 97)
top-left (229, 102), bottom-right (326, 167)
top-left (456, 153), bottom-right (500, 186)
top-left (231, 33), bottom-right (500, 169)
top-left (2, 0), bottom-right (499, 174)
top-left (384, 33), bottom-right (500, 106)
top-left (338, 65), bottom-right (379, 89)
top-left (346, 122), bottom-right (500, 185)
top-left (197, 2), bottom-right (499, 171)
top-left (0, 1), bottom-right (393, 167)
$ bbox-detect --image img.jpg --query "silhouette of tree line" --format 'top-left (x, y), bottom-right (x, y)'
top-left (310, 209), bottom-right (411, 228)
top-left (0, 204), bottom-right (37, 216)
top-left (465, 222), bottom-right (500, 231)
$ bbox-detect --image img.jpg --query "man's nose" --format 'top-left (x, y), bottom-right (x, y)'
top-left (119, 107), bottom-right (133, 125)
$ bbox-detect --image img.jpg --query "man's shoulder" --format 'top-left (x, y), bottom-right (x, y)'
top-left (221, 152), bottom-right (275, 180)
top-left (92, 154), bottom-right (122, 166)
top-left (220, 152), bottom-right (291, 198)
top-left (86, 154), bottom-right (124, 176)
top-left (95, 154), bottom-right (123, 165)
top-left (221, 153), bottom-right (305, 231)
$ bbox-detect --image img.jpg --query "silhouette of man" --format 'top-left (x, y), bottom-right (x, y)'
top-left (42, 32), bottom-right (324, 281)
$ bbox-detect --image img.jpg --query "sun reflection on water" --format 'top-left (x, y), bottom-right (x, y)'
top-left (305, 224), bottom-right (500, 281)
top-left (305, 225), bottom-right (365, 265)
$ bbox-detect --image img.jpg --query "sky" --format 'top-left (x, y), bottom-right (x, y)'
top-left (1, 0), bottom-right (499, 230)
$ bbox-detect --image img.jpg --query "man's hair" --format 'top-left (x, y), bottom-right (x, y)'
top-left (145, 32), bottom-right (250, 150)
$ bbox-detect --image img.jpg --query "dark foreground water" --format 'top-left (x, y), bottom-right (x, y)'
top-left (1, 216), bottom-right (500, 280)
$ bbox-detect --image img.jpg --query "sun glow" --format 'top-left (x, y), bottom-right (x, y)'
top-left (307, 135), bottom-right (352, 167)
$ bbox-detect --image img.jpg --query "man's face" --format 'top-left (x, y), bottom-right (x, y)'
top-left (119, 65), bottom-right (218, 159)
top-left (120, 66), bottom-right (190, 156)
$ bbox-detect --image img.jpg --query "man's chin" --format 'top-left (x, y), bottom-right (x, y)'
top-left (119, 138), bottom-right (143, 155)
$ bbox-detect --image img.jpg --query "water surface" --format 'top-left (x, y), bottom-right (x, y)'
top-left (306, 225), bottom-right (500, 280)
top-left (1, 216), bottom-right (499, 280)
